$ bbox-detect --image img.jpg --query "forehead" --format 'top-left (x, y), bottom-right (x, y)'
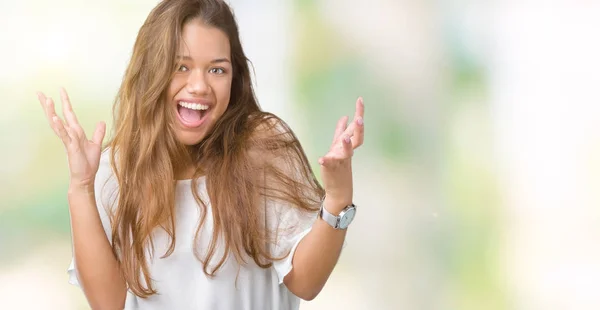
top-left (178, 20), bottom-right (231, 60)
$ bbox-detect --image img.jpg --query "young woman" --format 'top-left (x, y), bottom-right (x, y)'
top-left (37, 0), bottom-right (364, 309)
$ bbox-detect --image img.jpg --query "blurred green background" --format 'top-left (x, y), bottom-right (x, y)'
top-left (1, 1), bottom-right (600, 309)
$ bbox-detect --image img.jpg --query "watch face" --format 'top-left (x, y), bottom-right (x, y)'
top-left (339, 207), bottom-right (356, 229)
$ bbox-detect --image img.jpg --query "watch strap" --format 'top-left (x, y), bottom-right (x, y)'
top-left (319, 203), bottom-right (340, 229)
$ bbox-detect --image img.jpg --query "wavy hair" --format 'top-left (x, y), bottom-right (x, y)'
top-left (106, 0), bottom-right (323, 297)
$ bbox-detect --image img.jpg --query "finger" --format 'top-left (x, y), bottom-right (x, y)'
top-left (332, 116), bottom-right (348, 144)
top-left (37, 92), bottom-right (55, 133)
top-left (354, 97), bottom-right (365, 121)
top-left (340, 120), bottom-right (356, 142)
top-left (318, 154), bottom-right (337, 167)
top-left (44, 98), bottom-right (62, 136)
top-left (64, 125), bottom-right (79, 143)
top-left (42, 96), bottom-right (54, 119)
top-left (330, 134), bottom-right (354, 159)
top-left (339, 97), bottom-right (365, 143)
top-left (351, 121), bottom-right (364, 149)
top-left (52, 116), bottom-right (72, 146)
top-left (351, 117), bottom-right (364, 149)
top-left (352, 97), bottom-right (365, 148)
top-left (318, 156), bottom-right (326, 166)
top-left (341, 134), bottom-right (354, 157)
top-left (60, 87), bottom-right (84, 138)
top-left (91, 121), bottom-right (106, 145)
top-left (36, 91), bottom-right (47, 110)
top-left (319, 142), bottom-right (352, 167)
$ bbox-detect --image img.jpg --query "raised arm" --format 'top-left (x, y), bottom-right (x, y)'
top-left (37, 89), bottom-right (126, 309)
top-left (283, 97), bottom-right (365, 300)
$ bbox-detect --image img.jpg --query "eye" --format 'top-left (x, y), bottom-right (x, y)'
top-left (209, 67), bottom-right (226, 75)
top-left (177, 64), bottom-right (189, 72)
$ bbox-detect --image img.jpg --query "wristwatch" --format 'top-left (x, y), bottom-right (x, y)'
top-left (319, 200), bottom-right (357, 230)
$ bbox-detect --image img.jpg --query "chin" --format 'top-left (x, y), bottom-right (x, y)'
top-left (175, 131), bottom-right (208, 146)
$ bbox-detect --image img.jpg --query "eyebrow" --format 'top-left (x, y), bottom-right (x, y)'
top-left (176, 55), bottom-right (231, 64)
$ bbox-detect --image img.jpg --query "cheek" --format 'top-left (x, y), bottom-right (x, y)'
top-left (215, 79), bottom-right (233, 109)
top-left (168, 76), bottom-right (185, 98)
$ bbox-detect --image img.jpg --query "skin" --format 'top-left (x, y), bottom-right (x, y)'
top-left (168, 20), bottom-right (233, 147)
top-left (284, 98), bottom-right (364, 300)
top-left (36, 19), bottom-right (365, 306)
top-left (36, 88), bottom-right (125, 309)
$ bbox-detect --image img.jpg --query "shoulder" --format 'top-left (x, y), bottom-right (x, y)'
top-left (248, 113), bottom-right (291, 138)
top-left (99, 147), bottom-right (112, 167)
top-left (246, 113), bottom-right (302, 161)
top-left (246, 113), bottom-right (319, 190)
top-left (97, 147), bottom-right (115, 180)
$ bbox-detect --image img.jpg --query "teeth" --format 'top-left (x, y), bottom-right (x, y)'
top-left (178, 101), bottom-right (209, 110)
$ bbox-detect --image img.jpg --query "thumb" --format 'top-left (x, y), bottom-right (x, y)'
top-left (91, 121), bottom-right (106, 145)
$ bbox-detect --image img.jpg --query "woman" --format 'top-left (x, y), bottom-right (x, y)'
top-left (37, 0), bottom-right (364, 309)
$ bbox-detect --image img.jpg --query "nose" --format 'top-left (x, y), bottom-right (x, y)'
top-left (186, 70), bottom-right (210, 95)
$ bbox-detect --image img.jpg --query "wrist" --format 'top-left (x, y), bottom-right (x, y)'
top-left (322, 196), bottom-right (352, 216)
top-left (68, 183), bottom-right (95, 196)
top-left (319, 198), bottom-right (357, 230)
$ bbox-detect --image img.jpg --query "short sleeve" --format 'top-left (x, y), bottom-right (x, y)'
top-left (267, 199), bottom-right (349, 285)
top-left (67, 150), bottom-right (118, 287)
top-left (250, 119), bottom-right (328, 284)
top-left (267, 198), bottom-right (318, 284)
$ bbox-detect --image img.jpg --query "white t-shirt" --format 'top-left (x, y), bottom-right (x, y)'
top-left (67, 151), bottom-right (317, 310)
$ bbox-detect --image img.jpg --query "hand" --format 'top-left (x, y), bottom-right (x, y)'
top-left (318, 97), bottom-right (365, 213)
top-left (37, 88), bottom-right (106, 191)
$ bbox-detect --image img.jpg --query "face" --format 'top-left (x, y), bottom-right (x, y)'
top-left (167, 19), bottom-right (233, 146)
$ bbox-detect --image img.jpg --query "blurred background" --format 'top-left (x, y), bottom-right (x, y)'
top-left (1, 0), bottom-right (599, 309)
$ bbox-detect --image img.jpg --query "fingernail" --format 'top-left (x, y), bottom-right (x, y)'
top-left (357, 117), bottom-right (364, 126)
top-left (359, 97), bottom-right (364, 105)
top-left (344, 136), bottom-right (351, 143)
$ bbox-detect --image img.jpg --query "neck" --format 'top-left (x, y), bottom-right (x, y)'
top-left (174, 165), bottom-right (197, 180)
top-left (172, 145), bottom-right (198, 180)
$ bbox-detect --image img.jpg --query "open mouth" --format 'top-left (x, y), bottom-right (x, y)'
top-left (176, 101), bottom-right (210, 128)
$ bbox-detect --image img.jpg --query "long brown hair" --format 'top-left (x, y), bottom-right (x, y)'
top-left (106, 0), bottom-right (323, 297)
